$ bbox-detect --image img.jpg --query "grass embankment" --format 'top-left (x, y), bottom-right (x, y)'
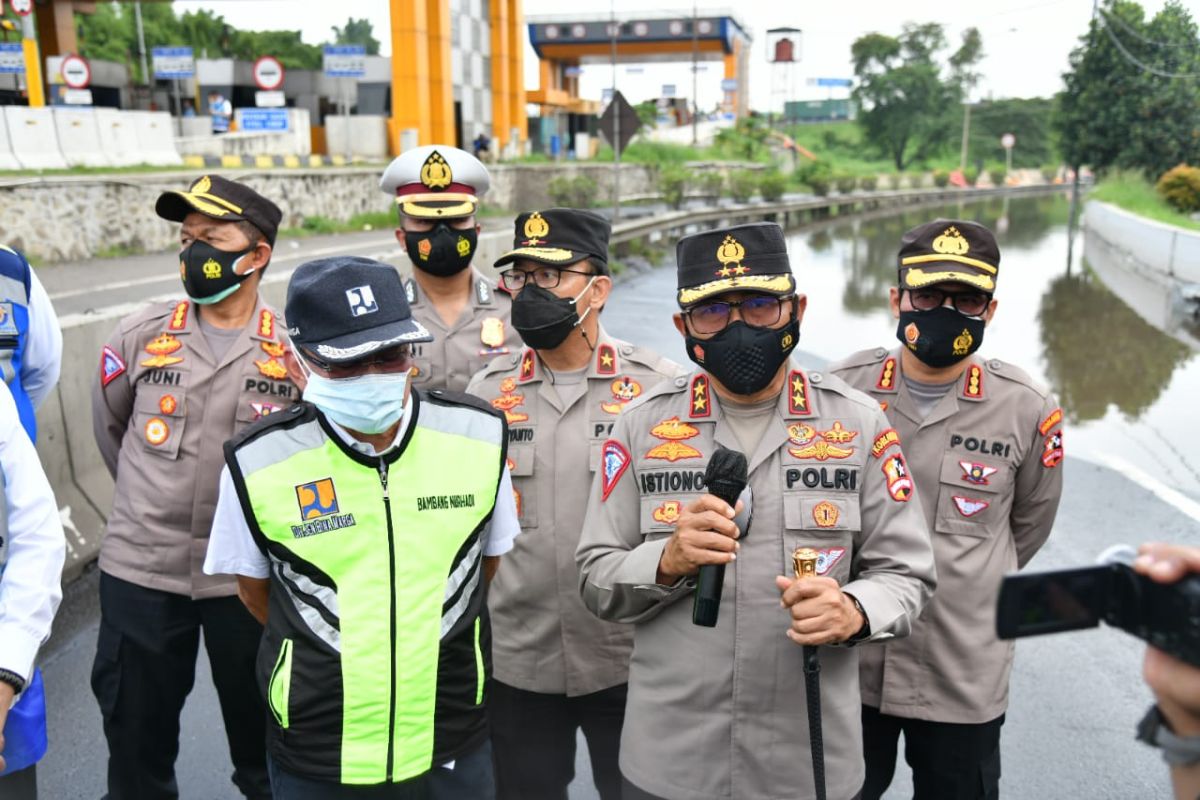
top-left (1090, 170), bottom-right (1200, 231)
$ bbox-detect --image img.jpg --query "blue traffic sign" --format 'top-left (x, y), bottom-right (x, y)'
top-left (323, 45), bottom-right (367, 78)
top-left (0, 43), bottom-right (24, 75)
top-left (815, 78), bottom-right (852, 88)
top-left (239, 109), bottom-right (290, 132)
top-left (152, 46), bottom-right (195, 79)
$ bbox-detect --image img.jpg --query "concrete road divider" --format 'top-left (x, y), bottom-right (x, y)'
top-left (130, 111), bottom-right (182, 167)
top-left (0, 111), bottom-right (20, 170)
top-left (4, 106), bottom-right (68, 170)
top-left (95, 108), bottom-right (143, 168)
top-left (53, 107), bottom-right (112, 168)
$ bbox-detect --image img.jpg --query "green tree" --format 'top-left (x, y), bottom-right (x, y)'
top-left (969, 97), bottom-right (1056, 169)
top-left (330, 17), bottom-right (381, 56)
top-left (851, 23), bottom-right (983, 170)
top-left (1055, 0), bottom-right (1200, 175)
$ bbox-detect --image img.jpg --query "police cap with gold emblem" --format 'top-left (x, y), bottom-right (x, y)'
top-left (379, 145), bottom-right (490, 220)
top-left (897, 219), bottom-right (1000, 293)
top-left (675, 221), bottom-right (795, 307)
top-left (155, 174), bottom-right (283, 246)
top-left (493, 208), bottom-right (612, 274)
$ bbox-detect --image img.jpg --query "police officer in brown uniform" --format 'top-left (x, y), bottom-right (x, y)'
top-left (576, 222), bottom-right (937, 800)
top-left (830, 219), bottom-right (1064, 800)
top-left (91, 175), bottom-right (296, 799)
top-left (467, 208), bottom-right (682, 800)
top-left (380, 145), bottom-right (521, 392)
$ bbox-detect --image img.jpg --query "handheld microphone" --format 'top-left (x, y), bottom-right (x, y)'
top-left (692, 446), bottom-right (749, 627)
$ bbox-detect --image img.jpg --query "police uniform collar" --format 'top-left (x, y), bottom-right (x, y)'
top-left (248, 300), bottom-right (279, 343)
top-left (163, 298), bottom-right (195, 334)
top-left (404, 268), bottom-right (496, 309)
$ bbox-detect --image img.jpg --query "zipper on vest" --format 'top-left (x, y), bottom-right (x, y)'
top-left (379, 458), bottom-right (398, 781)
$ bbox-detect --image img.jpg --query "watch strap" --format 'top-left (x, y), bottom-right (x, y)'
top-left (1138, 704), bottom-right (1200, 767)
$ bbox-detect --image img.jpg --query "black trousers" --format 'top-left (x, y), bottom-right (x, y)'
top-left (489, 680), bottom-right (626, 800)
top-left (861, 705), bottom-right (1004, 800)
top-left (0, 765), bottom-right (37, 799)
top-left (90, 571), bottom-right (271, 800)
top-left (267, 740), bottom-right (494, 799)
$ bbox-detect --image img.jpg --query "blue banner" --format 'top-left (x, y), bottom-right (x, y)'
top-left (239, 109), bottom-right (290, 132)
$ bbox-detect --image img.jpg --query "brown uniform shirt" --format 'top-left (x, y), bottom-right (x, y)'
top-left (467, 329), bottom-right (683, 696)
top-left (405, 269), bottom-right (521, 393)
top-left (576, 365), bottom-right (937, 800)
top-left (831, 348), bottom-right (1064, 724)
top-left (92, 297), bottom-right (299, 599)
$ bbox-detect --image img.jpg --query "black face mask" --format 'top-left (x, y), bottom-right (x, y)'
top-left (511, 279), bottom-right (596, 350)
top-left (685, 318), bottom-right (800, 396)
top-left (897, 306), bottom-right (985, 368)
top-left (405, 223), bottom-right (476, 277)
top-left (179, 240), bottom-right (255, 305)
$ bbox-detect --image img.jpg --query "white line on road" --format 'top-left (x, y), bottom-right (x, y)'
top-left (1087, 451), bottom-right (1200, 524)
top-left (47, 236), bottom-right (399, 301)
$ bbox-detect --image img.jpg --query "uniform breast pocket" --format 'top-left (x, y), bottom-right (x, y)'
top-left (508, 444), bottom-right (536, 528)
top-left (133, 391), bottom-right (187, 459)
top-left (781, 493), bottom-right (859, 586)
top-left (933, 451), bottom-right (1013, 538)
top-left (638, 494), bottom-right (700, 541)
top-left (411, 357), bottom-right (434, 386)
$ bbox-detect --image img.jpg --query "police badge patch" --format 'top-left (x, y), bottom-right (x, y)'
top-left (601, 439), bottom-right (631, 501)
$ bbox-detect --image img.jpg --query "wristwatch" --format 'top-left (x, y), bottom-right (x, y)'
top-left (0, 668), bottom-right (26, 694)
top-left (844, 593), bottom-right (872, 645)
top-left (1137, 704), bottom-right (1200, 766)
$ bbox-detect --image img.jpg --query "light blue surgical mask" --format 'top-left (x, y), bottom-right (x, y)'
top-left (299, 361), bottom-right (410, 435)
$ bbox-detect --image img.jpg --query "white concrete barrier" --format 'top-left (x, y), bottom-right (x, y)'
top-left (325, 115), bottom-right (388, 160)
top-left (94, 108), bottom-right (143, 167)
top-left (1086, 200), bottom-right (1200, 285)
top-left (52, 107), bottom-right (112, 168)
top-left (4, 106), bottom-right (68, 170)
top-left (130, 110), bottom-right (182, 166)
top-left (0, 110), bottom-right (20, 170)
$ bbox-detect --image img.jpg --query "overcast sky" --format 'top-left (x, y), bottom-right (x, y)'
top-left (173, 0), bottom-right (1185, 110)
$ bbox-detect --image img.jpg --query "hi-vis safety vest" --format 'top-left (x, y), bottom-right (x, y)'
top-left (227, 390), bottom-right (506, 785)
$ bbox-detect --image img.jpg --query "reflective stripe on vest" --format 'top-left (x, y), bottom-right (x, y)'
top-left (0, 246), bottom-right (33, 441)
top-left (231, 399), bottom-right (503, 784)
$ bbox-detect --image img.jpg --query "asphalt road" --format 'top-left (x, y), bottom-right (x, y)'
top-left (34, 242), bottom-right (1186, 799)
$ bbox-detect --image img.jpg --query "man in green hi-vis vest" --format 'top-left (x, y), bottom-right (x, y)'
top-left (204, 256), bottom-right (520, 799)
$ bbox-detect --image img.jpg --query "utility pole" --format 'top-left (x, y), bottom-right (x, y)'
top-left (691, 0), bottom-right (698, 146)
top-left (959, 101), bottom-right (971, 172)
top-left (134, 2), bottom-right (150, 87)
top-left (610, 1), bottom-right (620, 222)
top-left (19, 12), bottom-right (43, 107)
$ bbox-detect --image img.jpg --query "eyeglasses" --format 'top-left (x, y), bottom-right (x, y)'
top-left (907, 288), bottom-right (992, 317)
top-left (684, 295), bottom-right (793, 335)
top-left (300, 345), bottom-right (413, 378)
top-left (501, 266), bottom-right (594, 292)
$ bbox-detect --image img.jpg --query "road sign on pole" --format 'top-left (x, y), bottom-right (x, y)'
top-left (60, 54), bottom-right (91, 89)
top-left (1001, 132), bottom-right (1016, 150)
top-left (9, 0), bottom-right (32, 17)
top-left (151, 46), bottom-right (195, 79)
top-left (598, 90), bottom-right (640, 157)
top-left (253, 56), bottom-right (285, 91)
top-left (322, 45), bottom-right (366, 78)
top-left (0, 43), bottom-right (24, 75)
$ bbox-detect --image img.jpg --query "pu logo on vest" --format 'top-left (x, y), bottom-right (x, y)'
top-left (292, 478), bottom-right (357, 538)
top-left (346, 285), bottom-right (379, 317)
top-left (0, 302), bottom-right (16, 336)
top-left (416, 494), bottom-right (477, 511)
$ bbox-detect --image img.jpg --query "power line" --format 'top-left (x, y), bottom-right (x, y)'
top-left (1096, 4), bottom-right (1200, 79)
top-left (1098, 4), bottom-right (1194, 49)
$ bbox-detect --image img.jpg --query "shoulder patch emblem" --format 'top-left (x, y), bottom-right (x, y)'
top-left (959, 460), bottom-right (998, 485)
top-left (601, 439), bottom-right (631, 501)
top-left (788, 370), bottom-right (812, 416)
top-left (519, 349), bottom-right (536, 382)
top-left (820, 421), bottom-right (858, 444)
top-left (871, 428), bottom-right (901, 458)
top-left (597, 343), bottom-right (617, 375)
top-left (963, 364), bottom-right (984, 399)
top-left (167, 300), bottom-right (189, 331)
top-left (881, 452), bottom-right (914, 502)
top-left (141, 333), bottom-right (184, 368)
top-left (100, 345), bottom-right (126, 387)
top-left (258, 309), bottom-right (275, 339)
top-left (647, 416), bottom-right (703, 462)
top-left (953, 495), bottom-right (990, 517)
top-left (1041, 429), bottom-right (1064, 468)
top-left (652, 500), bottom-right (682, 525)
top-left (1039, 407), bottom-right (1063, 436)
top-left (876, 357), bottom-right (897, 390)
top-left (689, 374), bottom-right (711, 418)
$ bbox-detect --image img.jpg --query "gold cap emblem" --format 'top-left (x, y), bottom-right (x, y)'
top-left (192, 175), bottom-right (211, 195)
top-left (524, 211), bottom-right (550, 244)
top-left (420, 150), bottom-right (453, 190)
top-left (716, 235), bottom-right (745, 266)
top-left (932, 226), bottom-right (970, 256)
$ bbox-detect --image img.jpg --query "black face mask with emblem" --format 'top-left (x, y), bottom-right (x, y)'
top-left (686, 318), bottom-right (800, 396)
top-left (404, 223), bottom-right (477, 277)
top-left (511, 280), bottom-right (597, 351)
top-left (179, 239), bottom-right (255, 305)
top-left (896, 306), bottom-right (985, 369)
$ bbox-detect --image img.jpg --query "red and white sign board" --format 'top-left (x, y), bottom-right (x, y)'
top-left (9, 0), bottom-right (33, 17)
top-left (253, 56), bottom-right (285, 91)
top-left (1001, 133), bottom-right (1016, 150)
top-left (61, 54), bottom-right (91, 89)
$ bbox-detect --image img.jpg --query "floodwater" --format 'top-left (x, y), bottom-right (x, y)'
top-left (621, 192), bottom-right (1200, 505)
